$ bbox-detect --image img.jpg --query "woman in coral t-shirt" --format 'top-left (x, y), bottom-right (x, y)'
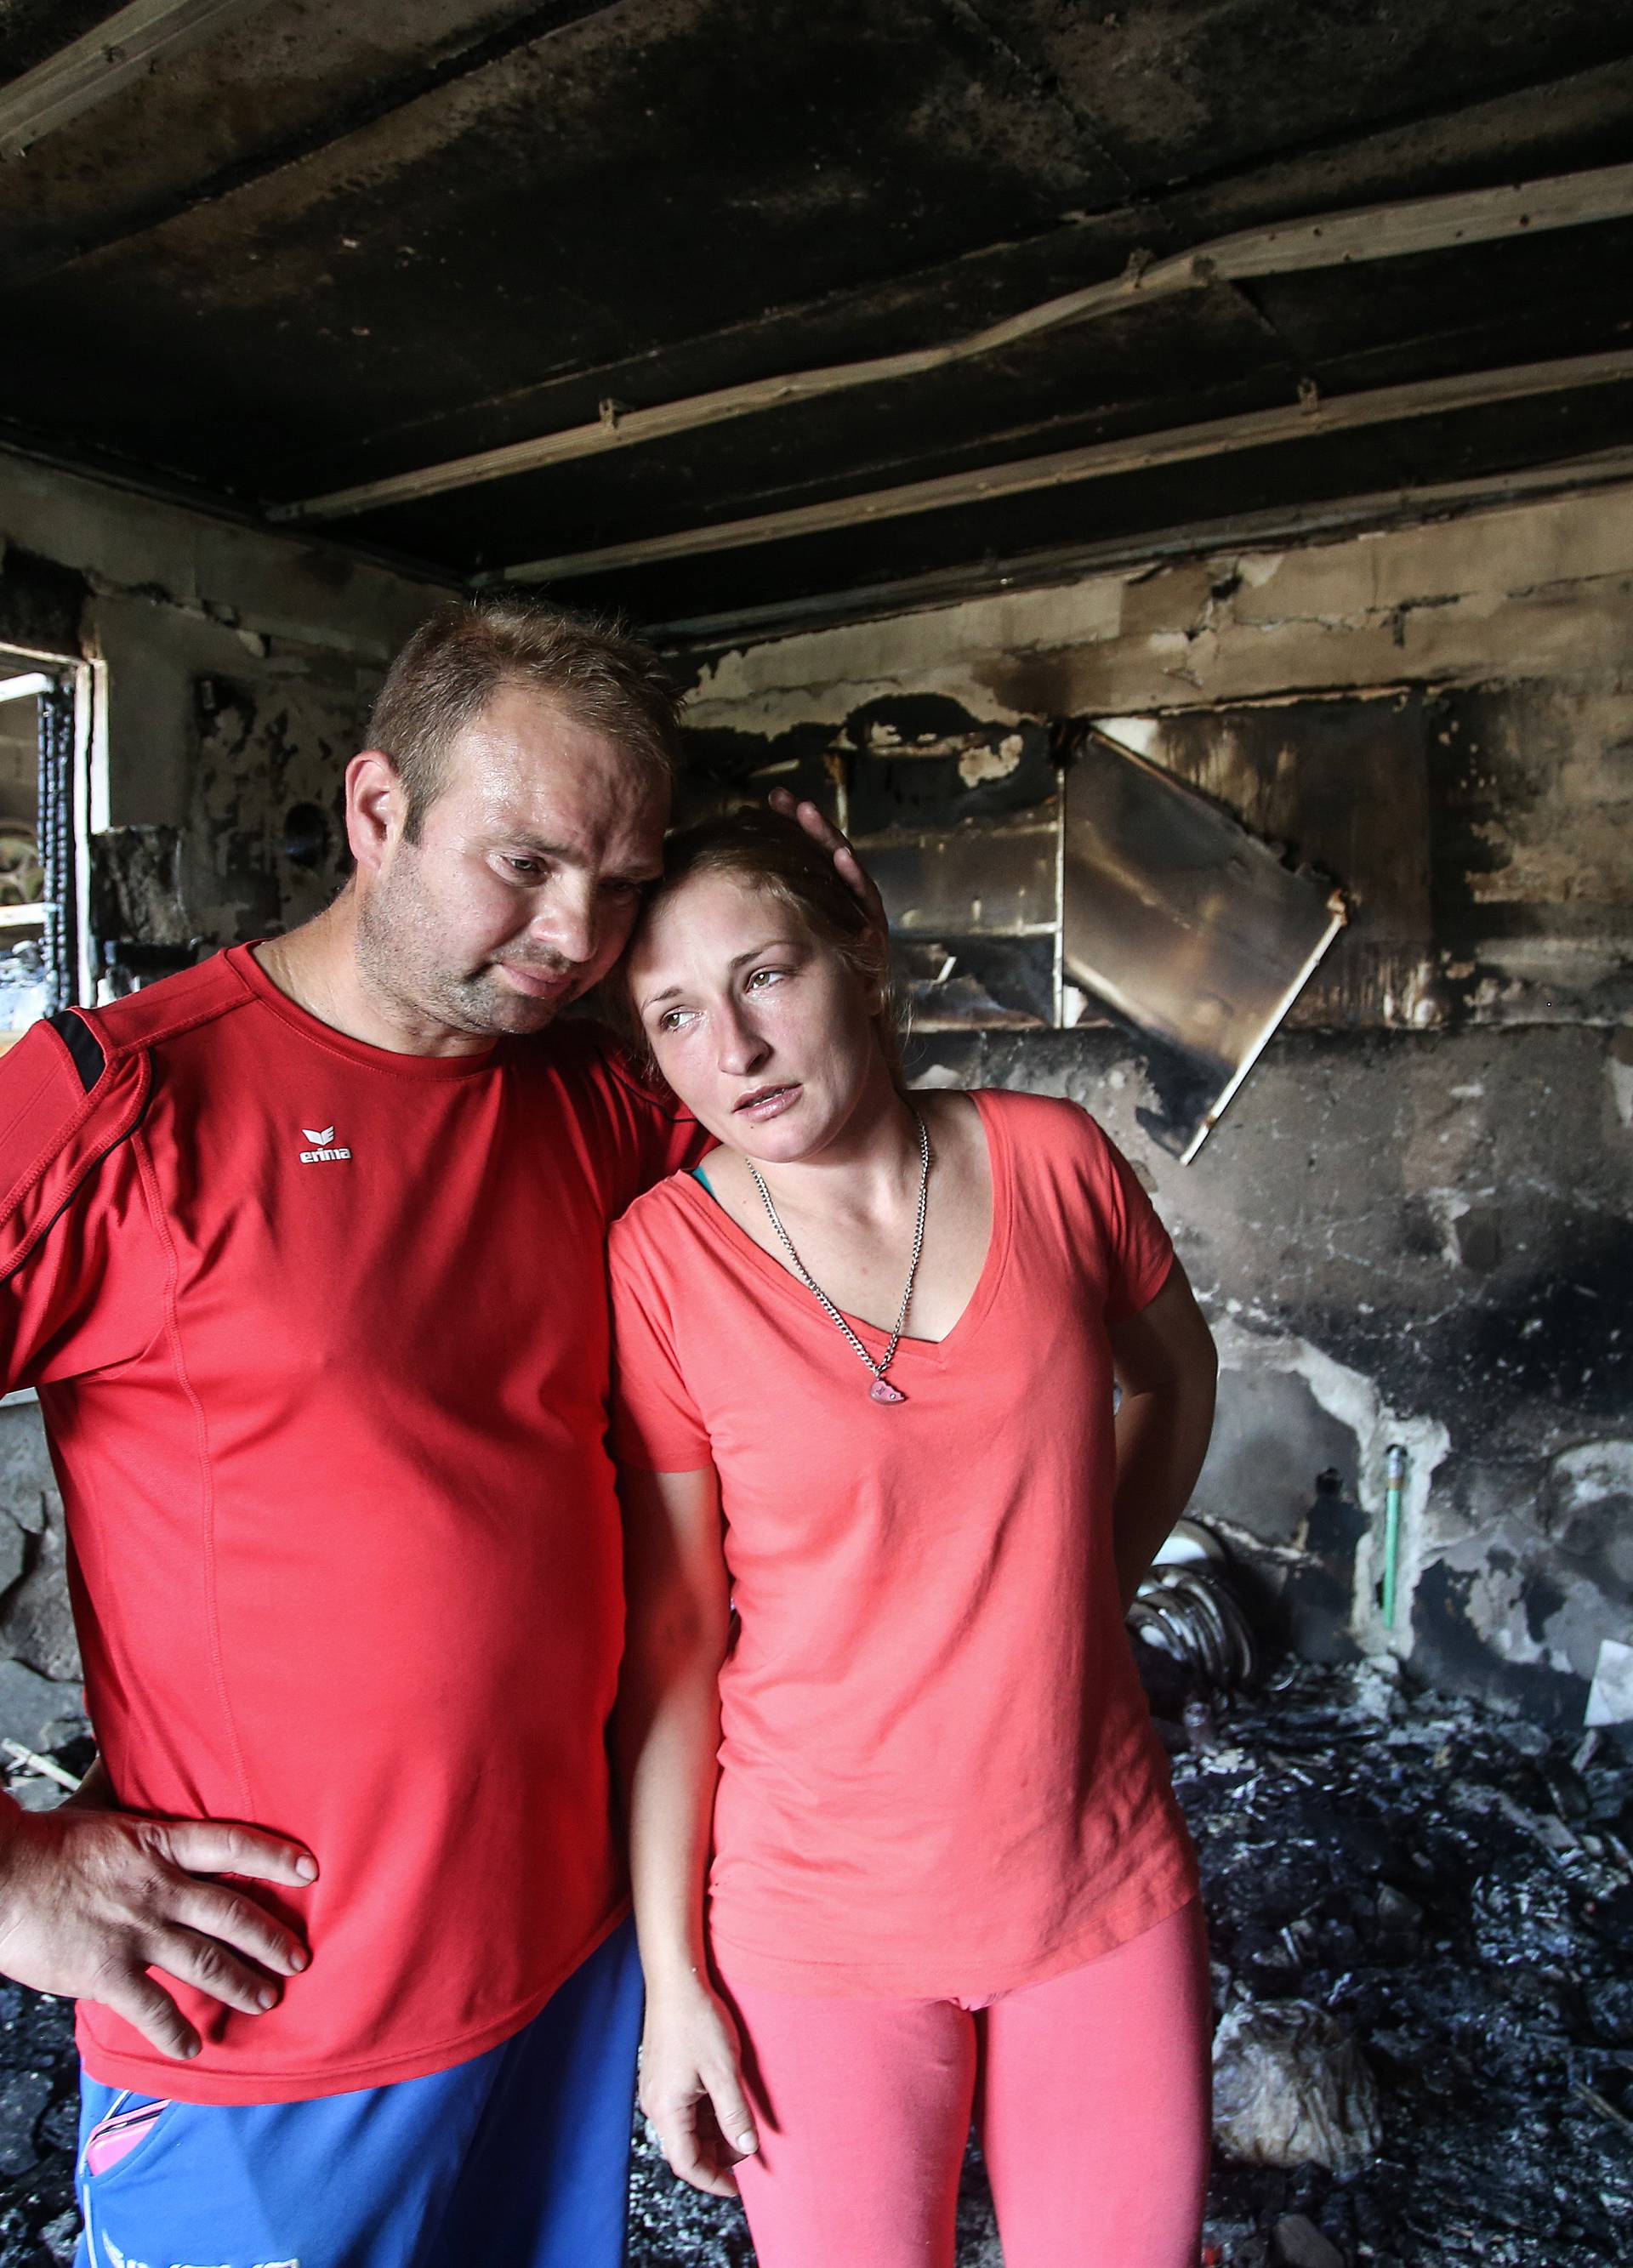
top-left (609, 806), bottom-right (1218, 2268)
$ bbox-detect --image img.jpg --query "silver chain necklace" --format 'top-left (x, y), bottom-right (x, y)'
top-left (748, 1111), bottom-right (930, 1406)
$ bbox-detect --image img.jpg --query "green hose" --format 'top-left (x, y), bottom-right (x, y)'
top-left (1382, 1444), bottom-right (1407, 1627)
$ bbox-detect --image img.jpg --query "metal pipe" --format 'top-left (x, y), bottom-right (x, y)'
top-left (0, 0), bottom-right (276, 161)
top-left (1382, 1444), bottom-right (1408, 1628)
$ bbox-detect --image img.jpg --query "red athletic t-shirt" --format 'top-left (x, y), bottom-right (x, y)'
top-left (609, 1090), bottom-right (1199, 1998)
top-left (0, 945), bottom-right (693, 2102)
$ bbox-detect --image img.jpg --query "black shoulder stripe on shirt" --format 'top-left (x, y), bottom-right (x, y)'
top-left (48, 1009), bottom-right (105, 1094)
top-left (0, 1053), bottom-right (152, 1292)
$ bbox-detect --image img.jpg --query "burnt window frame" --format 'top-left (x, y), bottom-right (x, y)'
top-left (0, 645), bottom-right (95, 1032)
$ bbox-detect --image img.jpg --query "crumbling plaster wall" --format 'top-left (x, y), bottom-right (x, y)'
top-left (1, 452), bottom-right (452, 958)
top-left (678, 482), bottom-right (1633, 1735)
top-left (0, 453), bottom-right (448, 1726)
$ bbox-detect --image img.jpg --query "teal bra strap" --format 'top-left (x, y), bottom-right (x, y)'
top-left (689, 1161), bottom-right (715, 1197)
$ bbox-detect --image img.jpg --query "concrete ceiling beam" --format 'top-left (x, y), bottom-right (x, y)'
top-left (272, 156), bottom-right (1633, 527)
top-left (481, 344), bottom-right (1633, 585)
top-left (639, 445), bottom-right (1633, 646)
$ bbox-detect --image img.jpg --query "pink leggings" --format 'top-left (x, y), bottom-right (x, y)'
top-left (716, 1897), bottom-right (1210, 2268)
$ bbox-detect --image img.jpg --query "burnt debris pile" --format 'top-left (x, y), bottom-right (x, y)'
top-left (1177, 1657), bottom-right (1633, 2268)
top-left (0, 1731), bottom-right (96, 2268)
top-left (0, 1668), bottom-right (1628, 2266)
top-left (628, 1658), bottom-right (1633, 2268)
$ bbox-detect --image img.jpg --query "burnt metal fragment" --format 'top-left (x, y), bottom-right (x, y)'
top-left (1063, 724), bottom-right (1347, 1160)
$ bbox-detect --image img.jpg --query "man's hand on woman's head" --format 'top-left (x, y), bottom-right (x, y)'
top-left (766, 787), bottom-right (887, 937)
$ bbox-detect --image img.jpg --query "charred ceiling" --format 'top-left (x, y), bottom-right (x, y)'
top-left (2, 0), bottom-right (1632, 621)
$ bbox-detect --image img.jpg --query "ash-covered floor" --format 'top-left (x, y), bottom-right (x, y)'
top-left (3, 1662), bottom-right (1629, 2266)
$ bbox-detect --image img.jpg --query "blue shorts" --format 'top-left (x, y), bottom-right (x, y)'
top-left (74, 1915), bottom-right (643, 2268)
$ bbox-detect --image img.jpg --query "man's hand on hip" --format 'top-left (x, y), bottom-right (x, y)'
top-left (0, 1802), bottom-right (316, 2061)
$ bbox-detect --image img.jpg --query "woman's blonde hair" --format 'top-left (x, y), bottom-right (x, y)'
top-left (618, 804), bottom-right (902, 1084)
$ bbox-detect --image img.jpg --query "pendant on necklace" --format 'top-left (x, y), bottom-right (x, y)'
top-left (870, 1378), bottom-right (907, 1405)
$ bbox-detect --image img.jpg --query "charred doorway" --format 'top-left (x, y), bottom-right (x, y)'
top-left (0, 649), bottom-right (89, 1040)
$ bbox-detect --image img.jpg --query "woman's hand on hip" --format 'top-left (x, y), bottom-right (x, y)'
top-left (640, 1977), bottom-right (760, 2198)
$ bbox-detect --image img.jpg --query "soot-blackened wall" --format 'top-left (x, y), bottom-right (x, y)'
top-left (675, 481), bottom-right (1633, 1737)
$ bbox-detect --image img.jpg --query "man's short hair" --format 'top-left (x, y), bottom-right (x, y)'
top-left (367, 596), bottom-right (684, 837)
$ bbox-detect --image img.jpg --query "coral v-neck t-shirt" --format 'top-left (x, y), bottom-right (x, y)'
top-left (608, 1089), bottom-right (1199, 1998)
top-left (0, 946), bottom-right (694, 2102)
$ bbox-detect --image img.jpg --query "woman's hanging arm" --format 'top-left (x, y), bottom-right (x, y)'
top-left (1107, 1262), bottom-right (1219, 1611)
top-left (613, 1459), bottom-right (760, 2197)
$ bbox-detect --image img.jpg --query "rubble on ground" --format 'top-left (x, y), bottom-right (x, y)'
top-left (0, 1664), bottom-right (1628, 2265)
top-left (629, 1658), bottom-right (1633, 2268)
top-left (1211, 1999), bottom-right (1383, 2174)
top-left (1179, 1657), bottom-right (1632, 2268)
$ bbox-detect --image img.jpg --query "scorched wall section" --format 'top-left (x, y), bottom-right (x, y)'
top-left (676, 482), bottom-right (1633, 1736)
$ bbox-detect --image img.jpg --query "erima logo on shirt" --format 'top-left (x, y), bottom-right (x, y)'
top-left (298, 1124), bottom-right (351, 1164)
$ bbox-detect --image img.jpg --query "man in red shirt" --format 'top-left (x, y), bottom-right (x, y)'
top-left (0, 600), bottom-right (858, 2265)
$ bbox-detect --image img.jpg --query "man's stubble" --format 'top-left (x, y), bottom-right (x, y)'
top-left (356, 844), bottom-right (572, 1041)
